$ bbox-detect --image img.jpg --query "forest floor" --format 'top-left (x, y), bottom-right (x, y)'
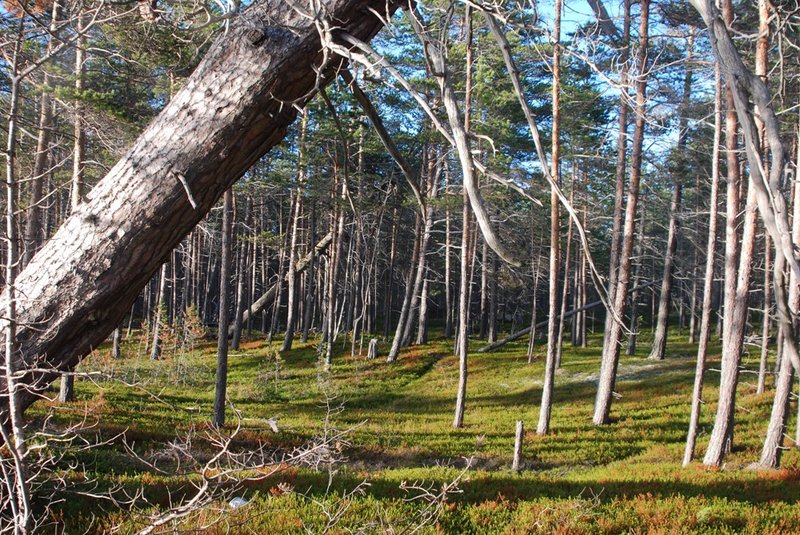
top-left (32, 326), bottom-right (800, 533)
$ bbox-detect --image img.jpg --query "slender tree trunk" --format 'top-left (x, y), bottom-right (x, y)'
top-left (527, 218), bottom-right (541, 361)
top-left (444, 167), bottom-right (453, 339)
top-left (213, 189), bottom-right (234, 428)
top-left (648, 183), bottom-right (682, 360)
top-left (383, 209), bottom-right (399, 337)
top-left (537, 0), bottom-right (563, 436)
top-left (594, 0), bottom-right (649, 425)
top-left (453, 6), bottom-right (474, 429)
top-left (23, 0), bottom-right (61, 268)
top-left (626, 213), bottom-right (645, 357)
top-left (268, 206), bottom-right (287, 342)
top-left (282, 111), bottom-right (308, 351)
top-left (555, 165), bottom-right (573, 370)
top-left (702, 0), bottom-right (766, 466)
top-left (757, 114), bottom-right (800, 468)
top-left (386, 215), bottom-right (421, 362)
top-left (480, 239), bottom-right (489, 339)
top-left (487, 251), bottom-right (498, 344)
top-left (683, 63), bottom-right (722, 467)
top-left (757, 236), bottom-right (772, 394)
top-left (302, 209), bottom-right (317, 342)
top-left (578, 182), bottom-right (588, 348)
top-left (59, 23), bottom-right (88, 403)
top-left (149, 262), bottom-right (168, 360)
top-left (649, 29), bottom-right (693, 360)
top-left (602, 0), bottom-right (631, 342)
top-left (231, 238), bottom-right (249, 350)
top-left (3, 24), bottom-right (33, 530)
top-left (325, 167), bottom-right (347, 366)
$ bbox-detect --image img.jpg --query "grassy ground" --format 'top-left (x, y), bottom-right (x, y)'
top-left (28, 324), bottom-right (800, 533)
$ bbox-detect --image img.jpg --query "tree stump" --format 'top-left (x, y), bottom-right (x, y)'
top-left (512, 420), bottom-right (524, 472)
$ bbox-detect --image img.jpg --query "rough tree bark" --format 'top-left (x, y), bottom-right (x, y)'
top-left (0, 0), bottom-right (399, 414)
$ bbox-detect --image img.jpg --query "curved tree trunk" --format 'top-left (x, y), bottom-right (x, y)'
top-left (757, 114), bottom-right (800, 469)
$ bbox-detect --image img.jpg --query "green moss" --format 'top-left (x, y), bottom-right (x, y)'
top-left (32, 329), bottom-right (800, 533)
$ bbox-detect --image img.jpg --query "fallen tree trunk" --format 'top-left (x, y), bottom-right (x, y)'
top-left (1, 0), bottom-right (397, 414)
top-left (229, 231), bottom-right (332, 337)
top-left (478, 281), bottom-right (656, 353)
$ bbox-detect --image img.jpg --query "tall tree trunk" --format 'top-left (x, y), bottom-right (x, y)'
top-left (453, 6), bottom-right (474, 429)
top-left (231, 237), bottom-right (249, 350)
top-left (701, 0), bottom-right (766, 466)
top-left (149, 262), bottom-right (168, 360)
top-left (213, 189), bottom-right (234, 428)
top-left (487, 251), bottom-right (498, 344)
top-left (537, 0), bottom-right (562, 436)
top-left (386, 214), bottom-right (421, 362)
top-left (626, 211), bottom-right (645, 356)
top-left (325, 165), bottom-right (348, 366)
top-left (444, 166), bottom-right (454, 339)
top-left (649, 29), bottom-right (693, 360)
top-left (268, 205), bottom-right (287, 342)
top-left (603, 0), bottom-right (631, 338)
top-left (757, 236), bottom-right (772, 394)
top-left (757, 113), bottom-right (800, 469)
top-left (683, 63), bottom-right (722, 467)
top-left (282, 110), bottom-right (308, 351)
top-left (59, 23), bottom-right (87, 403)
top-left (648, 182), bottom-right (682, 360)
top-left (23, 0), bottom-right (61, 268)
top-left (555, 166), bottom-right (574, 370)
top-left (480, 239), bottom-right (489, 339)
top-left (383, 208), bottom-right (399, 338)
top-left (704, 174), bottom-right (759, 465)
top-left (3, 23), bottom-right (33, 530)
top-left (301, 208), bottom-right (317, 342)
top-left (593, 0), bottom-right (649, 425)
